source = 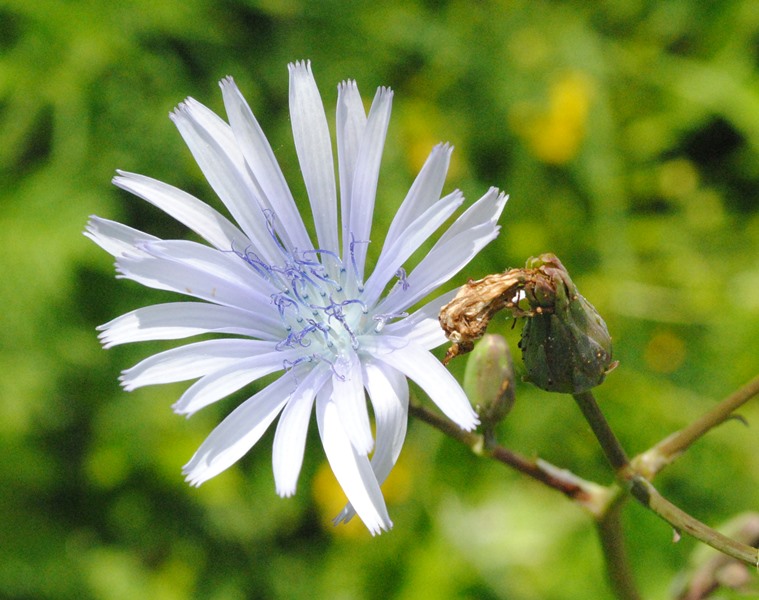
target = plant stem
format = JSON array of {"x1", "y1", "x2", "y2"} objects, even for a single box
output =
[
  {"x1": 411, "y1": 396, "x2": 639, "y2": 598},
  {"x1": 634, "y1": 374, "x2": 759, "y2": 479},
  {"x1": 571, "y1": 392, "x2": 647, "y2": 598},
  {"x1": 629, "y1": 475, "x2": 759, "y2": 567},
  {"x1": 572, "y1": 389, "x2": 759, "y2": 566},
  {"x1": 596, "y1": 499, "x2": 641, "y2": 600},
  {"x1": 408, "y1": 399, "x2": 601, "y2": 507},
  {"x1": 572, "y1": 391, "x2": 630, "y2": 473},
  {"x1": 413, "y1": 376, "x2": 759, "y2": 591}
]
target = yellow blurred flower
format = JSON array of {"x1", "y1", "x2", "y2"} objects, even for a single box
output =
[{"x1": 510, "y1": 72, "x2": 594, "y2": 165}]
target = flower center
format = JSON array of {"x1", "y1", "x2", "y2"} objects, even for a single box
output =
[{"x1": 233, "y1": 212, "x2": 369, "y2": 368}]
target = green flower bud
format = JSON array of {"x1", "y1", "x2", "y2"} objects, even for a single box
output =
[
  {"x1": 464, "y1": 334, "x2": 516, "y2": 430},
  {"x1": 519, "y1": 254, "x2": 616, "y2": 394}
]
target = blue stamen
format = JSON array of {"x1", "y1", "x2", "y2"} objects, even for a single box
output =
[
  {"x1": 263, "y1": 209, "x2": 290, "y2": 256},
  {"x1": 395, "y1": 268, "x2": 410, "y2": 291},
  {"x1": 321, "y1": 355, "x2": 346, "y2": 381},
  {"x1": 230, "y1": 211, "x2": 376, "y2": 362},
  {"x1": 275, "y1": 331, "x2": 298, "y2": 351},
  {"x1": 272, "y1": 293, "x2": 299, "y2": 319},
  {"x1": 229, "y1": 241, "x2": 272, "y2": 279},
  {"x1": 349, "y1": 233, "x2": 370, "y2": 291}
]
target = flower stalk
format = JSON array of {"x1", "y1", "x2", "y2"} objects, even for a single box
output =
[
  {"x1": 572, "y1": 389, "x2": 759, "y2": 568},
  {"x1": 572, "y1": 390, "x2": 630, "y2": 474},
  {"x1": 408, "y1": 398, "x2": 605, "y2": 507},
  {"x1": 633, "y1": 374, "x2": 759, "y2": 479},
  {"x1": 629, "y1": 475, "x2": 759, "y2": 567},
  {"x1": 596, "y1": 499, "x2": 642, "y2": 600}
]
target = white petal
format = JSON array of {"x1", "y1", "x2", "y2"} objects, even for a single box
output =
[
  {"x1": 172, "y1": 348, "x2": 302, "y2": 416},
  {"x1": 272, "y1": 365, "x2": 330, "y2": 497},
  {"x1": 120, "y1": 339, "x2": 282, "y2": 391},
  {"x1": 316, "y1": 392, "x2": 392, "y2": 535},
  {"x1": 388, "y1": 223, "x2": 495, "y2": 308},
  {"x1": 383, "y1": 142, "x2": 452, "y2": 251},
  {"x1": 288, "y1": 60, "x2": 338, "y2": 253},
  {"x1": 377, "y1": 188, "x2": 508, "y2": 316},
  {"x1": 331, "y1": 350, "x2": 373, "y2": 456},
  {"x1": 84, "y1": 216, "x2": 158, "y2": 257},
  {"x1": 336, "y1": 79, "x2": 367, "y2": 254},
  {"x1": 115, "y1": 253, "x2": 277, "y2": 316},
  {"x1": 335, "y1": 358, "x2": 408, "y2": 524},
  {"x1": 382, "y1": 290, "x2": 456, "y2": 349},
  {"x1": 112, "y1": 171, "x2": 249, "y2": 251},
  {"x1": 98, "y1": 303, "x2": 282, "y2": 348},
  {"x1": 138, "y1": 239, "x2": 279, "y2": 298},
  {"x1": 436, "y1": 187, "x2": 508, "y2": 249},
  {"x1": 183, "y1": 375, "x2": 294, "y2": 486},
  {"x1": 345, "y1": 86, "x2": 393, "y2": 280},
  {"x1": 361, "y1": 335, "x2": 478, "y2": 430},
  {"x1": 220, "y1": 77, "x2": 313, "y2": 253},
  {"x1": 365, "y1": 360, "x2": 408, "y2": 475},
  {"x1": 170, "y1": 99, "x2": 282, "y2": 264},
  {"x1": 361, "y1": 190, "x2": 463, "y2": 307}
]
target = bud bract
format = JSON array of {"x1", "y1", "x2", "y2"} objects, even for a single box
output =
[{"x1": 519, "y1": 254, "x2": 616, "y2": 394}]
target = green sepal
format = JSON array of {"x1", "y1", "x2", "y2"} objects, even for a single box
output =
[{"x1": 519, "y1": 254, "x2": 616, "y2": 394}]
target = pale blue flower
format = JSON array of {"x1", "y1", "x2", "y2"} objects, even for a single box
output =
[{"x1": 87, "y1": 61, "x2": 507, "y2": 534}]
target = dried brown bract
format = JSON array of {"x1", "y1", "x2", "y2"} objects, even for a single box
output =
[{"x1": 439, "y1": 268, "x2": 531, "y2": 364}]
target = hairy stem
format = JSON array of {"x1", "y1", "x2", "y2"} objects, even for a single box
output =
[
  {"x1": 408, "y1": 399, "x2": 602, "y2": 507},
  {"x1": 414, "y1": 374, "x2": 759, "y2": 595},
  {"x1": 634, "y1": 374, "x2": 759, "y2": 479},
  {"x1": 572, "y1": 388, "x2": 759, "y2": 566},
  {"x1": 572, "y1": 391, "x2": 630, "y2": 473},
  {"x1": 596, "y1": 499, "x2": 642, "y2": 600},
  {"x1": 630, "y1": 475, "x2": 759, "y2": 567}
]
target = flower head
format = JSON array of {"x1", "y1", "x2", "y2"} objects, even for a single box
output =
[{"x1": 86, "y1": 60, "x2": 507, "y2": 534}]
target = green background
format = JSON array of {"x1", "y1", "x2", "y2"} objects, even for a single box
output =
[{"x1": 1, "y1": 0, "x2": 758, "y2": 598}]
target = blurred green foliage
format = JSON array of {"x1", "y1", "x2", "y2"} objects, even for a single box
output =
[{"x1": 1, "y1": 0, "x2": 758, "y2": 598}]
